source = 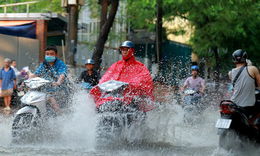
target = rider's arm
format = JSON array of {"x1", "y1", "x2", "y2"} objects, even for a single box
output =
[
  {"x1": 56, "y1": 74, "x2": 65, "y2": 85},
  {"x1": 180, "y1": 78, "x2": 189, "y2": 92},
  {"x1": 181, "y1": 84, "x2": 187, "y2": 92},
  {"x1": 248, "y1": 67, "x2": 260, "y2": 124},
  {"x1": 253, "y1": 66, "x2": 260, "y2": 87},
  {"x1": 201, "y1": 83, "x2": 206, "y2": 93},
  {"x1": 52, "y1": 74, "x2": 65, "y2": 87},
  {"x1": 228, "y1": 71, "x2": 231, "y2": 80},
  {"x1": 52, "y1": 61, "x2": 67, "y2": 86}
]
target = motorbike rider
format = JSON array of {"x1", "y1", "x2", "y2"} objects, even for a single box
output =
[
  {"x1": 229, "y1": 49, "x2": 260, "y2": 126},
  {"x1": 180, "y1": 65, "x2": 206, "y2": 94},
  {"x1": 90, "y1": 41, "x2": 155, "y2": 112},
  {"x1": 76, "y1": 59, "x2": 100, "y2": 87},
  {"x1": 31, "y1": 45, "x2": 68, "y2": 115}
]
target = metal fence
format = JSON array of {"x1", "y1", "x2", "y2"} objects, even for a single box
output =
[{"x1": 0, "y1": 1, "x2": 38, "y2": 18}]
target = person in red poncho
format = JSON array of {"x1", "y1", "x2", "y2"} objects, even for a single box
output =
[{"x1": 90, "y1": 41, "x2": 155, "y2": 112}]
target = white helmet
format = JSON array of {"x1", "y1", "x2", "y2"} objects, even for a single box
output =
[{"x1": 85, "y1": 59, "x2": 94, "y2": 65}]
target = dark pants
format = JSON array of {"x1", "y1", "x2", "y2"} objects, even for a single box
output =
[
  {"x1": 243, "y1": 102, "x2": 260, "y2": 118},
  {"x1": 11, "y1": 89, "x2": 17, "y2": 105}
]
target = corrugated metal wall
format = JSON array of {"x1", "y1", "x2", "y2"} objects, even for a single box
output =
[
  {"x1": 0, "y1": 34, "x2": 39, "y2": 71},
  {"x1": 0, "y1": 34, "x2": 18, "y2": 67}
]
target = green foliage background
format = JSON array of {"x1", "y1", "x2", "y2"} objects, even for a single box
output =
[
  {"x1": 84, "y1": 0, "x2": 126, "y2": 48},
  {"x1": 127, "y1": 0, "x2": 260, "y2": 74}
]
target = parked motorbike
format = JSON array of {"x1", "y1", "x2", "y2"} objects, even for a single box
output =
[
  {"x1": 182, "y1": 89, "x2": 203, "y2": 123},
  {"x1": 94, "y1": 80, "x2": 146, "y2": 145},
  {"x1": 215, "y1": 89, "x2": 260, "y2": 150},
  {"x1": 11, "y1": 77, "x2": 69, "y2": 143}
]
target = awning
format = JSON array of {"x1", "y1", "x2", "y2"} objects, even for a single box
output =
[
  {"x1": 0, "y1": 21, "x2": 36, "y2": 39},
  {"x1": 0, "y1": 20, "x2": 36, "y2": 27}
]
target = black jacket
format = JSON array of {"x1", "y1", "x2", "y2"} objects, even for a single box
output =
[{"x1": 77, "y1": 70, "x2": 100, "y2": 86}]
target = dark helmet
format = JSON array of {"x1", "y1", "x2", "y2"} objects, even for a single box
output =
[
  {"x1": 85, "y1": 59, "x2": 94, "y2": 65},
  {"x1": 232, "y1": 49, "x2": 247, "y2": 63},
  {"x1": 120, "y1": 41, "x2": 134, "y2": 48},
  {"x1": 191, "y1": 65, "x2": 199, "y2": 72}
]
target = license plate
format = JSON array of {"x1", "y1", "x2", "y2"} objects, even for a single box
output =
[{"x1": 215, "y1": 119, "x2": 232, "y2": 129}]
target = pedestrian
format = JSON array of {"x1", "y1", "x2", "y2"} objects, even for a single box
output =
[
  {"x1": 0, "y1": 58, "x2": 16, "y2": 111},
  {"x1": 11, "y1": 60, "x2": 24, "y2": 80}
]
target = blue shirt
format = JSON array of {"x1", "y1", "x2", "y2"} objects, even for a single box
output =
[
  {"x1": 35, "y1": 58, "x2": 68, "y2": 92},
  {"x1": 0, "y1": 67, "x2": 16, "y2": 90},
  {"x1": 35, "y1": 57, "x2": 67, "y2": 81}
]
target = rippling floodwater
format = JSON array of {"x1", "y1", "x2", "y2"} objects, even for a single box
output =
[{"x1": 0, "y1": 91, "x2": 255, "y2": 156}]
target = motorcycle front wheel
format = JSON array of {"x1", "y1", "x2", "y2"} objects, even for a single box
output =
[{"x1": 12, "y1": 113, "x2": 41, "y2": 144}]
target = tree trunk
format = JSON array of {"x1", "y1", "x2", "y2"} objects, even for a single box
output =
[
  {"x1": 92, "y1": 0, "x2": 119, "y2": 71},
  {"x1": 214, "y1": 46, "x2": 220, "y2": 91},
  {"x1": 66, "y1": 5, "x2": 78, "y2": 67}
]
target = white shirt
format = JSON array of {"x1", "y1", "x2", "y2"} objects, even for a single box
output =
[{"x1": 11, "y1": 65, "x2": 21, "y2": 77}]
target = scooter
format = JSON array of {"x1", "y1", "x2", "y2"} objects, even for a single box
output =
[
  {"x1": 94, "y1": 80, "x2": 146, "y2": 145},
  {"x1": 215, "y1": 89, "x2": 260, "y2": 150},
  {"x1": 182, "y1": 89, "x2": 203, "y2": 123},
  {"x1": 11, "y1": 77, "x2": 68, "y2": 143}
]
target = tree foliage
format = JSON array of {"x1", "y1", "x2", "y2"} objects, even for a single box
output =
[
  {"x1": 127, "y1": 0, "x2": 260, "y2": 72},
  {"x1": 0, "y1": 0, "x2": 64, "y2": 13},
  {"x1": 85, "y1": 0, "x2": 121, "y2": 70},
  {"x1": 84, "y1": 0, "x2": 126, "y2": 47}
]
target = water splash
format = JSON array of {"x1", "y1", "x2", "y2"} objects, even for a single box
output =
[{"x1": 0, "y1": 88, "x2": 254, "y2": 155}]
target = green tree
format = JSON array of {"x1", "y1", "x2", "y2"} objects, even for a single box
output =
[
  {"x1": 0, "y1": 0, "x2": 63, "y2": 13},
  {"x1": 128, "y1": 0, "x2": 260, "y2": 90},
  {"x1": 170, "y1": 0, "x2": 260, "y2": 90},
  {"x1": 86, "y1": 0, "x2": 124, "y2": 70}
]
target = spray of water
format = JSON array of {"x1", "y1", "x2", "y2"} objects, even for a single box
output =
[{"x1": 0, "y1": 85, "x2": 258, "y2": 155}]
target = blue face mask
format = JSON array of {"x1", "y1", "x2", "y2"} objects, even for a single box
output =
[{"x1": 45, "y1": 56, "x2": 56, "y2": 63}]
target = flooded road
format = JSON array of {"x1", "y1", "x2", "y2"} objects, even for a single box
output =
[{"x1": 0, "y1": 91, "x2": 253, "y2": 156}]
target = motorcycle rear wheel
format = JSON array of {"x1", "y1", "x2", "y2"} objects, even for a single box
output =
[{"x1": 219, "y1": 130, "x2": 242, "y2": 151}]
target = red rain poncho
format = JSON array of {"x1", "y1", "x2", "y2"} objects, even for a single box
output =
[{"x1": 90, "y1": 56, "x2": 155, "y2": 112}]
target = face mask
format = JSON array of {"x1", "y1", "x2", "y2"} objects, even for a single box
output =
[{"x1": 45, "y1": 56, "x2": 56, "y2": 63}]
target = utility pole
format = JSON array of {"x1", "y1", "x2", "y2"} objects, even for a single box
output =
[
  {"x1": 66, "y1": 4, "x2": 78, "y2": 67},
  {"x1": 62, "y1": 0, "x2": 84, "y2": 77}
]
